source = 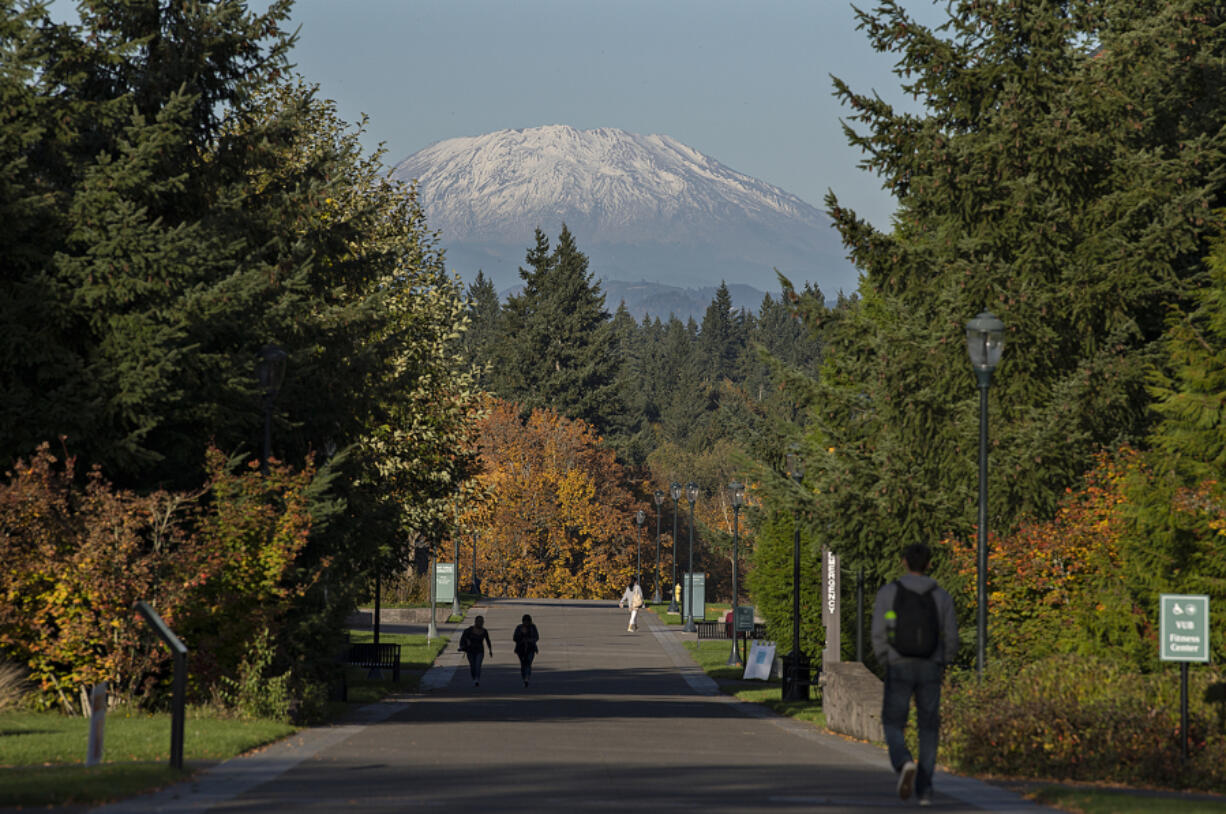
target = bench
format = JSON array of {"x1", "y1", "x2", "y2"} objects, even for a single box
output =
[
  {"x1": 695, "y1": 620, "x2": 767, "y2": 640},
  {"x1": 346, "y1": 642, "x2": 401, "y2": 681}
]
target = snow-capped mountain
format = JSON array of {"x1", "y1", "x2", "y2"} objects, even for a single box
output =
[{"x1": 392, "y1": 125, "x2": 857, "y2": 298}]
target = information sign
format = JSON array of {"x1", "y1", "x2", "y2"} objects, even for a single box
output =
[
  {"x1": 1159, "y1": 594, "x2": 1210, "y2": 662},
  {"x1": 743, "y1": 642, "x2": 776, "y2": 681},
  {"x1": 734, "y1": 605, "x2": 755, "y2": 633},
  {"x1": 436, "y1": 562, "x2": 456, "y2": 605},
  {"x1": 684, "y1": 572, "x2": 706, "y2": 621}
]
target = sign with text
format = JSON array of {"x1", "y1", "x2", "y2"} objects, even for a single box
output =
[
  {"x1": 435, "y1": 562, "x2": 456, "y2": 605},
  {"x1": 823, "y1": 549, "x2": 841, "y2": 666},
  {"x1": 1159, "y1": 594, "x2": 1210, "y2": 662},
  {"x1": 743, "y1": 641, "x2": 775, "y2": 681},
  {"x1": 684, "y1": 572, "x2": 706, "y2": 621},
  {"x1": 734, "y1": 605, "x2": 755, "y2": 633}
]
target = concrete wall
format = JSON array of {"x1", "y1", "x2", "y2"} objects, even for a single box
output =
[{"x1": 820, "y1": 661, "x2": 883, "y2": 744}]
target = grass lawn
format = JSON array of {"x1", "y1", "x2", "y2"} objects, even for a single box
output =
[
  {"x1": 340, "y1": 628, "x2": 449, "y2": 704},
  {"x1": 0, "y1": 708, "x2": 294, "y2": 808},
  {"x1": 683, "y1": 639, "x2": 827, "y2": 729},
  {"x1": 645, "y1": 603, "x2": 730, "y2": 626}
]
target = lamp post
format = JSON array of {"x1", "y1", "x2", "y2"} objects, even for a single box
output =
[
  {"x1": 452, "y1": 531, "x2": 461, "y2": 617},
  {"x1": 634, "y1": 510, "x2": 646, "y2": 590},
  {"x1": 727, "y1": 481, "x2": 745, "y2": 667},
  {"x1": 684, "y1": 482, "x2": 699, "y2": 633},
  {"x1": 668, "y1": 482, "x2": 682, "y2": 613},
  {"x1": 966, "y1": 310, "x2": 1005, "y2": 677},
  {"x1": 782, "y1": 451, "x2": 809, "y2": 701},
  {"x1": 254, "y1": 344, "x2": 287, "y2": 474},
  {"x1": 471, "y1": 531, "x2": 479, "y2": 595},
  {"x1": 653, "y1": 490, "x2": 665, "y2": 603}
]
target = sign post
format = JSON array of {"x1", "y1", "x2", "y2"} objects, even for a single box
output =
[
  {"x1": 822, "y1": 549, "x2": 840, "y2": 668},
  {"x1": 735, "y1": 605, "x2": 755, "y2": 664},
  {"x1": 1160, "y1": 594, "x2": 1211, "y2": 760}
]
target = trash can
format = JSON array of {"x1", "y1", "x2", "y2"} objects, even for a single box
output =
[
  {"x1": 781, "y1": 651, "x2": 811, "y2": 701},
  {"x1": 724, "y1": 610, "x2": 734, "y2": 639}
]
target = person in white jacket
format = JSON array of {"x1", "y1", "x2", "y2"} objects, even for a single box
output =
[{"x1": 618, "y1": 578, "x2": 645, "y2": 632}]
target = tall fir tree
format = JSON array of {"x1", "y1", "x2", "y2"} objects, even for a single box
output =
[
  {"x1": 789, "y1": 0, "x2": 1226, "y2": 590},
  {"x1": 491, "y1": 226, "x2": 625, "y2": 439}
]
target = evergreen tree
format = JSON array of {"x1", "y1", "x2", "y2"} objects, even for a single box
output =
[
  {"x1": 491, "y1": 226, "x2": 625, "y2": 438},
  {"x1": 793, "y1": 0, "x2": 1226, "y2": 590},
  {"x1": 461, "y1": 271, "x2": 501, "y2": 388}
]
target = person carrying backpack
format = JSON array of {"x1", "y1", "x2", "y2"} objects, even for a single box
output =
[{"x1": 870, "y1": 543, "x2": 958, "y2": 807}]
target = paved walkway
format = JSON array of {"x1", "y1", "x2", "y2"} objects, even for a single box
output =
[{"x1": 92, "y1": 600, "x2": 1046, "y2": 813}]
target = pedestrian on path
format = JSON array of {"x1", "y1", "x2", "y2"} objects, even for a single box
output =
[
  {"x1": 459, "y1": 615, "x2": 493, "y2": 687},
  {"x1": 513, "y1": 614, "x2": 540, "y2": 686},
  {"x1": 870, "y1": 542, "x2": 958, "y2": 806},
  {"x1": 618, "y1": 578, "x2": 644, "y2": 631}
]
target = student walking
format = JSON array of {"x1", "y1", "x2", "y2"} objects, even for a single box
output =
[
  {"x1": 870, "y1": 543, "x2": 958, "y2": 806},
  {"x1": 459, "y1": 615, "x2": 493, "y2": 687},
  {"x1": 513, "y1": 614, "x2": 540, "y2": 687},
  {"x1": 618, "y1": 578, "x2": 644, "y2": 631}
]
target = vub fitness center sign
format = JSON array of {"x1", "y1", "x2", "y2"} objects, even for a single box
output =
[{"x1": 1159, "y1": 594, "x2": 1210, "y2": 663}]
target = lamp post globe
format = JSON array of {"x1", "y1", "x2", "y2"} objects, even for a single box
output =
[
  {"x1": 683, "y1": 482, "x2": 699, "y2": 633},
  {"x1": 727, "y1": 481, "x2": 745, "y2": 666},
  {"x1": 653, "y1": 490, "x2": 665, "y2": 603},
  {"x1": 668, "y1": 482, "x2": 682, "y2": 613},
  {"x1": 966, "y1": 311, "x2": 1004, "y2": 677},
  {"x1": 634, "y1": 509, "x2": 646, "y2": 590}
]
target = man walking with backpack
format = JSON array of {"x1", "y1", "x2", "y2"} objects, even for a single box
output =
[{"x1": 871, "y1": 543, "x2": 958, "y2": 806}]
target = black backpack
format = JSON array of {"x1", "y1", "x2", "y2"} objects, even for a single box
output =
[{"x1": 890, "y1": 580, "x2": 940, "y2": 658}]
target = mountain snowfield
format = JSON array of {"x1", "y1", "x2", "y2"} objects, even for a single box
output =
[{"x1": 392, "y1": 125, "x2": 858, "y2": 305}]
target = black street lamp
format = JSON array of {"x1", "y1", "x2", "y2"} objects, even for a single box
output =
[
  {"x1": 668, "y1": 481, "x2": 682, "y2": 613},
  {"x1": 727, "y1": 481, "x2": 745, "y2": 667},
  {"x1": 634, "y1": 509, "x2": 646, "y2": 589},
  {"x1": 452, "y1": 531, "x2": 462, "y2": 617},
  {"x1": 255, "y1": 344, "x2": 287, "y2": 473},
  {"x1": 966, "y1": 310, "x2": 1005, "y2": 677},
  {"x1": 782, "y1": 451, "x2": 809, "y2": 701},
  {"x1": 653, "y1": 490, "x2": 665, "y2": 603},
  {"x1": 684, "y1": 482, "x2": 699, "y2": 633},
  {"x1": 471, "y1": 531, "x2": 479, "y2": 595}
]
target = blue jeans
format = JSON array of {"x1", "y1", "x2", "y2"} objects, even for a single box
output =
[
  {"x1": 518, "y1": 651, "x2": 535, "y2": 681},
  {"x1": 466, "y1": 650, "x2": 485, "y2": 681},
  {"x1": 882, "y1": 659, "x2": 943, "y2": 797}
]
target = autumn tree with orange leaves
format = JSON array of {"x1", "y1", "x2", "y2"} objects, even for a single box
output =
[{"x1": 457, "y1": 398, "x2": 639, "y2": 599}]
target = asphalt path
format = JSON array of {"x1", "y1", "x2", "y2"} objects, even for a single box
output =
[{"x1": 93, "y1": 599, "x2": 1045, "y2": 813}]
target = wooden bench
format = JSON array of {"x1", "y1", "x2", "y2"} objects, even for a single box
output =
[{"x1": 346, "y1": 642, "x2": 401, "y2": 681}]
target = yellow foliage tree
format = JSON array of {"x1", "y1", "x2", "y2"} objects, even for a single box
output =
[{"x1": 457, "y1": 398, "x2": 637, "y2": 598}]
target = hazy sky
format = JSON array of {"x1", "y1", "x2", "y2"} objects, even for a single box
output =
[{"x1": 285, "y1": 0, "x2": 949, "y2": 231}]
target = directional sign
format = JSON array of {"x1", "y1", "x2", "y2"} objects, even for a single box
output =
[
  {"x1": 684, "y1": 572, "x2": 706, "y2": 622},
  {"x1": 436, "y1": 562, "x2": 456, "y2": 605},
  {"x1": 1159, "y1": 594, "x2": 1210, "y2": 662}
]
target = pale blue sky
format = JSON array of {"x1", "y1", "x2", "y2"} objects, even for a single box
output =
[{"x1": 286, "y1": 0, "x2": 948, "y2": 231}]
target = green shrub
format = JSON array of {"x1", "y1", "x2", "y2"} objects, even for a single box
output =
[
  {"x1": 0, "y1": 661, "x2": 28, "y2": 710},
  {"x1": 217, "y1": 630, "x2": 290, "y2": 722},
  {"x1": 942, "y1": 655, "x2": 1226, "y2": 791}
]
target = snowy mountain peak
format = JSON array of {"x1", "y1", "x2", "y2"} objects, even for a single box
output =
[{"x1": 391, "y1": 125, "x2": 855, "y2": 296}]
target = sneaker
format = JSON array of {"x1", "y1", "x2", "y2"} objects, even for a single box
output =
[
  {"x1": 523, "y1": 680, "x2": 529, "y2": 687},
  {"x1": 897, "y1": 761, "x2": 916, "y2": 801},
  {"x1": 474, "y1": 680, "x2": 479, "y2": 687},
  {"x1": 918, "y1": 792, "x2": 933, "y2": 807}
]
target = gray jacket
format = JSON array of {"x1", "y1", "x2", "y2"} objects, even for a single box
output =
[{"x1": 870, "y1": 572, "x2": 958, "y2": 666}]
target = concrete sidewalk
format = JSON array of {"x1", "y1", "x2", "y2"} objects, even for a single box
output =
[{"x1": 92, "y1": 600, "x2": 1046, "y2": 813}]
